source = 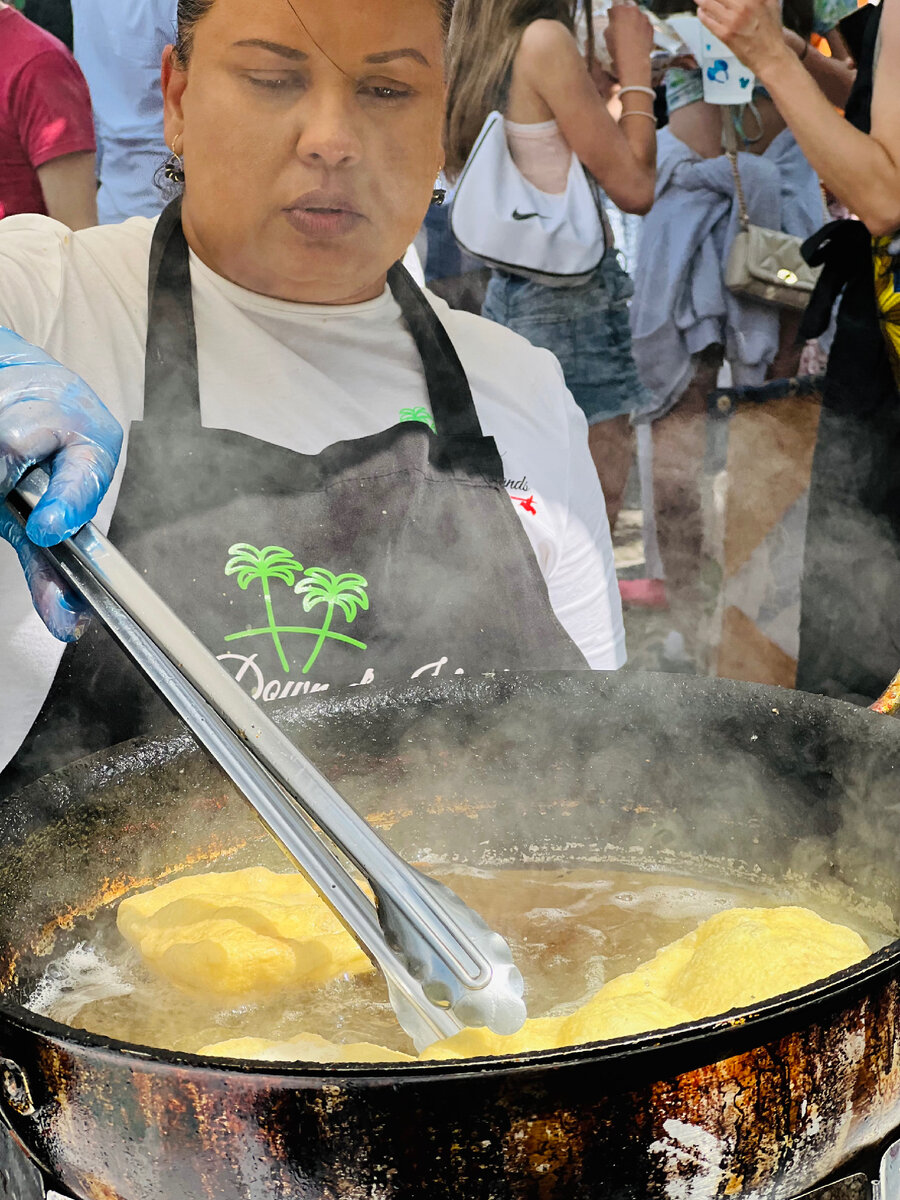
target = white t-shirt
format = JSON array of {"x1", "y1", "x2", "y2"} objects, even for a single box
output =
[
  {"x1": 71, "y1": 0, "x2": 176, "y2": 224},
  {"x1": 0, "y1": 214, "x2": 625, "y2": 775}
]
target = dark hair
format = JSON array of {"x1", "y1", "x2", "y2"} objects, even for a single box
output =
[
  {"x1": 173, "y1": 0, "x2": 216, "y2": 67},
  {"x1": 174, "y1": 0, "x2": 454, "y2": 66},
  {"x1": 782, "y1": 0, "x2": 814, "y2": 42}
]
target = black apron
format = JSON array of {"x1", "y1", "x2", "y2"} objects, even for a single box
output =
[
  {"x1": 794, "y1": 2, "x2": 900, "y2": 703},
  {"x1": 1, "y1": 200, "x2": 587, "y2": 800}
]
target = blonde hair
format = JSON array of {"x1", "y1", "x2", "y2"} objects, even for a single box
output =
[{"x1": 444, "y1": 0, "x2": 594, "y2": 180}]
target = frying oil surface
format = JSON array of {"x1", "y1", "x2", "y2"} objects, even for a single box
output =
[{"x1": 27, "y1": 866, "x2": 894, "y2": 1057}]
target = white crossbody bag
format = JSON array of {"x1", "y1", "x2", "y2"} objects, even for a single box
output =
[{"x1": 450, "y1": 111, "x2": 607, "y2": 287}]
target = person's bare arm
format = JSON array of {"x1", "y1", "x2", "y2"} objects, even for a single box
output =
[
  {"x1": 697, "y1": 0, "x2": 900, "y2": 234},
  {"x1": 824, "y1": 27, "x2": 853, "y2": 61},
  {"x1": 518, "y1": 17, "x2": 656, "y2": 215},
  {"x1": 783, "y1": 28, "x2": 856, "y2": 108},
  {"x1": 36, "y1": 151, "x2": 98, "y2": 231}
]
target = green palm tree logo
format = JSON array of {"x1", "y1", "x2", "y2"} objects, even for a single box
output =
[
  {"x1": 224, "y1": 544, "x2": 303, "y2": 673},
  {"x1": 294, "y1": 569, "x2": 369, "y2": 674},
  {"x1": 223, "y1": 546, "x2": 369, "y2": 676},
  {"x1": 399, "y1": 406, "x2": 436, "y2": 434}
]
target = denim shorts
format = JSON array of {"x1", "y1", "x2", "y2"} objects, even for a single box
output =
[{"x1": 482, "y1": 254, "x2": 653, "y2": 425}]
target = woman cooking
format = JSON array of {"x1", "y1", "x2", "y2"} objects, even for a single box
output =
[{"x1": 0, "y1": 0, "x2": 625, "y2": 800}]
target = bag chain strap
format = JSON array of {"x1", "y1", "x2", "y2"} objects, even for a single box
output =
[
  {"x1": 722, "y1": 108, "x2": 751, "y2": 232},
  {"x1": 722, "y1": 106, "x2": 829, "y2": 229}
]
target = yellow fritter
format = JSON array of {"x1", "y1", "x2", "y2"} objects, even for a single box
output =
[
  {"x1": 117, "y1": 866, "x2": 373, "y2": 1001},
  {"x1": 596, "y1": 905, "x2": 870, "y2": 1019},
  {"x1": 422, "y1": 906, "x2": 869, "y2": 1062},
  {"x1": 421, "y1": 995, "x2": 692, "y2": 1061},
  {"x1": 420, "y1": 1016, "x2": 564, "y2": 1061},
  {"x1": 198, "y1": 1032, "x2": 414, "y2": 1064},
  {"x1": 559, "y1": 992, "x2": 693, "y2": 1047}
]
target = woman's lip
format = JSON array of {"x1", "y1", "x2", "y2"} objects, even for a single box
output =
[{"x1": 283, "y1": 206, "x2": 365, "y2": 238}]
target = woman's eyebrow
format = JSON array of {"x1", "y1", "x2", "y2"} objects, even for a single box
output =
[
  {"x1": 232, "y1": 39, "x2": 309, "y2": 60},
  {"x1": 364, "y1": 48, "x2": 431, "y2": 67}
]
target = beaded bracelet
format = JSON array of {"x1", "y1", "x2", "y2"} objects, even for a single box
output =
[
  {"x1": 620, "y1": 109, "x2": 658, "y2": 124},
  {"x1": 618, "y1": 85, "x2": 658, "y2": 99}
]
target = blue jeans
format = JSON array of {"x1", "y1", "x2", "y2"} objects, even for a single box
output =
[{"x1": 482, "y1": 254, "x2": 653, "y2": 425}]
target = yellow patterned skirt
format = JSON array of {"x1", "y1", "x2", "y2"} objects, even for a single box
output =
[{"x1": 873, "y1": 234, "x2": 900, "y2": 387}]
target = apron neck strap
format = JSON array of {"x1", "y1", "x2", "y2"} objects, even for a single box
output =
[
  {"x1": 144, "y1": 197, "x2": 201, "y2": 427},
  {"x1": 145, "y1": 200, "x2": 487, "y2": 446},
  {"x1": 386, "y1": 262, "x2": 484, "y2": 441}
]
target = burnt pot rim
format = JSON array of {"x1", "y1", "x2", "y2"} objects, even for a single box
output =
[{"x1": 2, "y1": 940, "x2": 896, "y2": 1086}]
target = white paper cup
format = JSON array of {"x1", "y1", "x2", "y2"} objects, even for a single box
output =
[{"x1": 700, "y1": 30, "x2": 755, "y2": 104}]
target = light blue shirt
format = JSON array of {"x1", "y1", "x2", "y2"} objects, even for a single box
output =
[{"x1": 72, "y1": 0, "x2": 176, "y2": 224}]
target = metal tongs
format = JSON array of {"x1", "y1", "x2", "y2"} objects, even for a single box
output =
[
  {"x1": 6, "y1": 469, "x2": 527, "y2": 1052},
  {"x1": 793, "y1": 1136, "x2": 900, "y2": 1200}
]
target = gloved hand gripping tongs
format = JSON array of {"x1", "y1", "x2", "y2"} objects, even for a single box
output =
[{"x1": 6, "y1": 469, "x2": 527, "y2": 1052}]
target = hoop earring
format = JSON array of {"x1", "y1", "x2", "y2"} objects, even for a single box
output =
[
  {"x1": 164, "y1": 134, "x2": 185, "y2": 184},
  {"x1": 431, "y1": 188, "x2": 447, "y2": 207}
]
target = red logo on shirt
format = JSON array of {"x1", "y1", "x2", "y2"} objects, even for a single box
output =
[{"x1": 509, "y1": 492, "x2": 537, "y2": 516}]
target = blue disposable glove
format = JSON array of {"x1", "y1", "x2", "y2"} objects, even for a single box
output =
[{"x1": 0, "y1": 327, "x2": 123, "y2": 641}]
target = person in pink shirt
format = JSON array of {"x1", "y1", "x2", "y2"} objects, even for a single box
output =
[{"x1": 0, "y1": 1, "x2": 97, "y2": 227}]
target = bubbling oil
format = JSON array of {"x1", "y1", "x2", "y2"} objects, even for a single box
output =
[{"x1": 26, "y1": 866, "x2": 896, "y2": 1058}]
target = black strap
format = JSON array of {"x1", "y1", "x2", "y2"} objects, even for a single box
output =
[
  {"x1": 844, "y1": 1, "x2": 881, "y2": 135},
  {"x1": 386, "y1": 262, "x2": 483, "y2": 441},
  {"x1": 800, "y1": 219, "x2": 894, "y2": 417},
  {"x1": 143, "y1": 197, "x2": 201, "y2": 432},
  {"x1": 799, "y1": 219, "x2": 873, "y2": 341}
]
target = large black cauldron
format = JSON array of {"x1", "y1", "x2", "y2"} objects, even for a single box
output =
[{"x1": 1, "y1": 670, "x2": 900, "y2": 1200}]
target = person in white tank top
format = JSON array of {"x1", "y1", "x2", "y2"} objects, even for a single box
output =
[
  {"x1": 503, "y1": 118, "x2": 572, "y2": 194},
  {"x1": 445, "y1": 0, "x2": 657, "y2": 532}
]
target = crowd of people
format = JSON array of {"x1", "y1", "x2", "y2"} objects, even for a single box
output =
[
  {"x1": 2, "y1": 0, "x2": 174, "y2": 224},
  {"x1": 432, "y1": 0, "x2": 899, "y2": 701},
  {"x1": 0, "y1": 0, "x2": 898, "y2": 799}
]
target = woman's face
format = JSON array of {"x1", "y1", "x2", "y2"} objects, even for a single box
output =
[{"x1": 162, "y1": 0, "x2": 445, "y2": 304}]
